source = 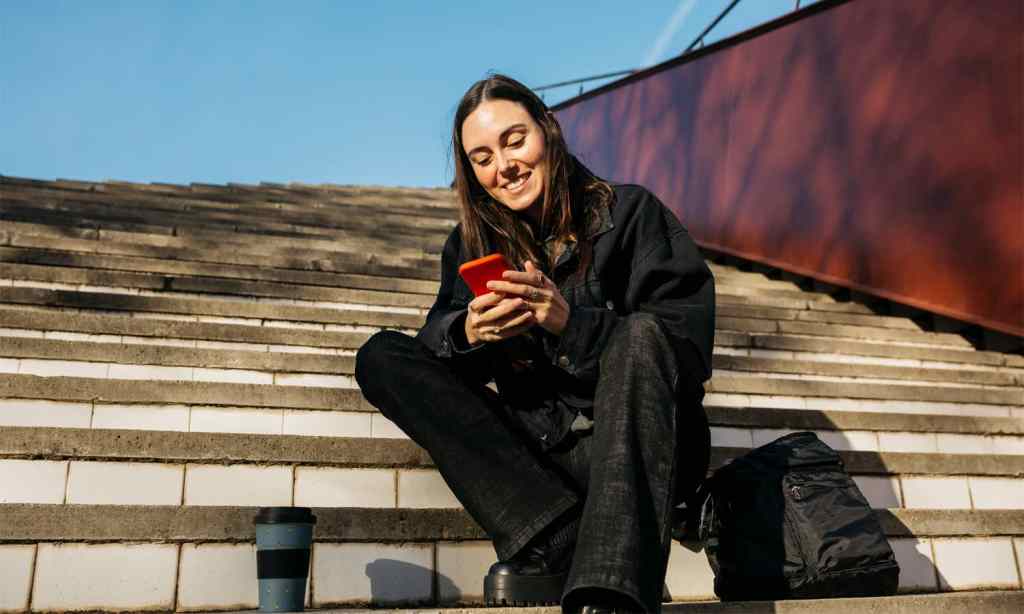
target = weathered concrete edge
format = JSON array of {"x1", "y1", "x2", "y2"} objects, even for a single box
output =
[
  {"x1": 2, "y1": 506, "x2": 1022, "y2": 543},
  {"x1": 3, "y1": 428, "x2": 1024, "y2": 477}
]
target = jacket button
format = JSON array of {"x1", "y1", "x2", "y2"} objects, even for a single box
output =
[
  {"x1": 558, "y1": 355, "x2": 570, "y2": 368},
  {"x1": 606, "y1": 300, "x2": 615, "y2": 310}
]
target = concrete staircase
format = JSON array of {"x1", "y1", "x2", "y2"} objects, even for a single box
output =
[{"x1": 0, "y1": 175, "x2": 1022, "y2": 613}]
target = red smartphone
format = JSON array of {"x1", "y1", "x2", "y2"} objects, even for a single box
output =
[{"x1": 458, "y1": 253, "x2": 513, "y2": 297}]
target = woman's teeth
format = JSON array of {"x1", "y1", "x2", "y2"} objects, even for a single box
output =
[{"x1": 506, "y1": 173, "x2": 529, "y2": 192}]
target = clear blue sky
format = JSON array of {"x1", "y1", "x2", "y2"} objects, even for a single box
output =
[{"x1": 1, "y1": 0, "x2": 821, "y2": 188}]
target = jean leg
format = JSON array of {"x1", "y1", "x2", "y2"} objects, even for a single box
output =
[
  {"x1": 560, "y1": 313, "x2": 710, "y2": 614},
  {"x1": 355, "y1": 330, "x2": 580, "y2": 560}
]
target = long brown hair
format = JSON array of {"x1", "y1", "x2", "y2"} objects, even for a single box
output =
[{"x1": 450, "y1": 73, "x2": 614, "y2": 280}]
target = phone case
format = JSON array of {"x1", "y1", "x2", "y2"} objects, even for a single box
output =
[{"x1": 458, "y1": 253, "x2": 513, "y2": 297}]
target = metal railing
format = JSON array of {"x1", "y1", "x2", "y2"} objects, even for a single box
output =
[{"x1": 533, "y1": 0, "x2": 807, "y2": 101}]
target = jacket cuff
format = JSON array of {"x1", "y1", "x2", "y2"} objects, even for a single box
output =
[{"x1": 447, "y1": 310, "x2": 487, "y2": 354}]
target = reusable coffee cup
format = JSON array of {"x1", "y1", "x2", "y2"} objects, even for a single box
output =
[{"x1": 254, "y1": 507, "x2": 317, "y2": 612}]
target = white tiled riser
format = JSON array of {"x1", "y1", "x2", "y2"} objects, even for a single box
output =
[
  {"x1": 2, "y1": 399, "x2": 1023, "y2": 455},
  {"x1": 7, "y1": 321, "x2": 1021, "y2": 377},
  {"x1": 0, "y1": 357, "x2": 357, "y2": 388},
  {"x1": 0, "y1": 400, "x2": 405, "y2": 437},
  {"x1": 705, "y1": 393, "x2": 1024, "y2": 419},
  {"x1": 711, "y1": 426, "x2": 1024, "y2": 455},
  {"x1": 716, "y1": 345, "x2": 1024, "y2": 374},
  {"x1": 714, "y1": 369, "x2": 1014, "y2": 391},
  {"x1": 0, "y1": 461, "x2": 459, "y2": 508},
  {"x1": 1, "y1": 538, "x2": 1022, "y2": 611},
  {"x1": 3, "y1": 354, "x2": 1018, "y2": 393},
  {"x1": 3, "y1": 460, "x2": 1024, "y2": 510},
  {"x1": 0, "y1": 310, "x2": 412, "y2": 335},
  {"x1": 0, "y1": 327, "x2": 361, "y2": 355}
]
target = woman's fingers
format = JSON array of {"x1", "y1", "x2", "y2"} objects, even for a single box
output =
[
  {"x1": 486, "y1": 280, "x2": 550, "y2": 299},
  {"x1": 495, "y1": 315, "x2": 534, "y2": 338},
  {"x1": 501, "y1": 269, "x2": 545, "y2": 287},
  {"x1": 468, "y1": 291, "x2": 503, "y2": 313},
  {"x1": 476, "y1": 296, "x2": 528, "y2": 324},
  {"x1": 483, "y1": 309, "x2": 534, "y2": 339}
]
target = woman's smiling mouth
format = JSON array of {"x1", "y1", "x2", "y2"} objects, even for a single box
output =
[{"x1": 505, "y1": 172, "x2": 531, "y2": 193}]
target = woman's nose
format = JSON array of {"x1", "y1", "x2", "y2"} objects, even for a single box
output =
[{"x1": 498, "y1": 155, "x2": 517, "y2": 176}]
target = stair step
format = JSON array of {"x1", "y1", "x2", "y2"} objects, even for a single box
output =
[
  {"x1": 0, "y1": 287, "x2": 424, "y2": 327},
  {"x1": 718, "y1": 302, "x2": 924, "y2": 330},
  {"x1": 1, "y1": 363, "x2": 1017, "y2": 410},
  {"x1": 0, "y1": 279, "x2": 985, "y2": 357},
  {"x1": 717, "y1": 332, "x2": 1017, "y2": 369},
  {"x1": 714, "y1": 355, "x2": 1018, "y2": 387},
  {"x1": 2, "y1": 182, "x2": 459, "y2": 224},
  {"x1": 4, "y1": 503, "x2": 1021, "y2": 543},
  {"x1": 0, "y1": 284, "x2": 941, "y2": 342},
  {"x1": 706, "y1": 375, "x2": 1021, "y2": 405},
  {"x1": 217, "y1": 592, "x2": 1024, "y2": 614},
  {"x1": 0, "y1": 207, "x2": 449, "y2": 252},
  {"x1": 2, "y1": 386, "x2": 1022, "y2": 454},
  {"x1": 0, "y1": 308, "x2": 374, "y2": 349},
  {"x1": 3, "y1": 227, "x2": 442, "y2": 280},
  {"x1": 0, "y1": 218, "x2": 441, "y2": 261},
  {"x1": 0, "y1": 246, "x2": 441, "y2": 294},
  {"x1": 0, "y1": 374, "x2": 367, "y2": 410},
  {"x1": 0, "y1": 193, "x2": 455, "y2": 241},
  {"x1": 0, "y1": 337, "x2": 1014, "y2": 389},
  {"x1": 5, "y1": 507, "x2": 1021, "y2": 610},
  {"x1": 3, "y1": 417, "x2": 1023, "y2": 525},
  {"x1": 0, "y1": 336, "x2": 354, "y2": 374},
  {"x1": 0, "y1": 262, "x2": 438, "y2": 306}
]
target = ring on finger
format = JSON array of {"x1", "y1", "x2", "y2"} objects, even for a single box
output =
[{"x1": 529, "y1": 288, "x2": 541, "y2": 301}]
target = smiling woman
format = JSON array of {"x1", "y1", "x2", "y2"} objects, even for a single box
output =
[{"x1": 355, "y1": 73, "x2": 716, "y2": 614}]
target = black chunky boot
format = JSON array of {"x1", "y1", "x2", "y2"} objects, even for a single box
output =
[{"x1": 483, "y1": 512, "x2": 579, "y2": 606}]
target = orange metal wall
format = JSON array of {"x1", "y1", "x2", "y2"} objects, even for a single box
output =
[{"x1": 554, "y1": 0, "x2": 1023, "y2": 336}]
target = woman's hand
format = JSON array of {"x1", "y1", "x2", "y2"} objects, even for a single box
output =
[
  {"x1": 486, "y1": 260, "x2": 570, "y2": 336},
  {"x1": 464, "y1": 292, "x2": 535, "y2": 346}
]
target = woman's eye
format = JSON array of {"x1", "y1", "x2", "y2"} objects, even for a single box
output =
[{"x1": 508, "y1": 139, "x2": 524, "y2": 147}]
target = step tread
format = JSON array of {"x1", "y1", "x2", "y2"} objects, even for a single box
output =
[
  {"x1": 3, "y1": 426, "x2": 1023, "y2": 477},
  {"x1": 0, "y1": 246, "x2": 440, "y2": 294},
  {"x1": 0, "y1": 287, "x2": 423, "y2": 327},
  {"x1": 2, "y1": 503, "x2": 1022, "y2": 542},
  {"x1": 0, "y1": 374, "x2": 366, "y2": 410},
  {"x1": 0, "y1": 308, "x2": 374, "y2": 348},
  {"x1": 3, "y1": 337, "x2": 1017, "y2": 387},
  {"x1": 1, "y1": 364, "x2": 1018, "y2": 406}
]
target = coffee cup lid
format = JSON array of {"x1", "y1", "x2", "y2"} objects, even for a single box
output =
[{"x1": 254, "y1": 506, "x2": 317, "y2": 524}]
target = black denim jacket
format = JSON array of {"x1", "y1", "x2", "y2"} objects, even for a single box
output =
[{"x1": 415, "y1": 180, "x2": 716, "y2": 450}]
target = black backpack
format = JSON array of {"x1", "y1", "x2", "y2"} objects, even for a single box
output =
[{"x1": 680, "y1": 431, "x2": 899, "y2": 601}]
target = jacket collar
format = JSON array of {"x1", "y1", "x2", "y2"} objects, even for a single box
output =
[{"x1": 541, "y1": 183, "x2": 615, "y2": 276}]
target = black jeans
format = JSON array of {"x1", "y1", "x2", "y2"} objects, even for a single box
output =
[{"x1": 355, "y1": 313, "x2": 710, "y2": 613}]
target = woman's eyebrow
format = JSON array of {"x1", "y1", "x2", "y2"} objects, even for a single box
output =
[{"x1": 467, "y1": 123, "x2": 527, "y2": 155}]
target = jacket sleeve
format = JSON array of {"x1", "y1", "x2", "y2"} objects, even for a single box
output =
[
  {"x1": 548, "y1": 188, "x2": 716, "y2": 386},
  {"x1": 414, "y1": 226, "x2": 494, "y2": 383}
]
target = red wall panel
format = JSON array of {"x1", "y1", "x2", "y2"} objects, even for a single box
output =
[{"x1": 555, "y1": 0, "x2": 1023, "y2": 336}]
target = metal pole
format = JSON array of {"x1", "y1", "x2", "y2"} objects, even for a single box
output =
[{"x1": 683, "y1": 0, "x2": 743, "y2": 55}]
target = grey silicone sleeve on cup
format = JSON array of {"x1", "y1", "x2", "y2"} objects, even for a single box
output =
[{"x1": 256, "y1": 523, "x2": 314, "y2": 612}]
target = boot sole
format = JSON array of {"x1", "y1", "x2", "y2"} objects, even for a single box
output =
[{"x1": 484, "y1": 571, "x2": 568, "y2": 606}]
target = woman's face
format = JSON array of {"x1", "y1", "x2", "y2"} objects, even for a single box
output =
[{"x1": 461, "y1": 99, "x2": 547, "y2": 220}]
